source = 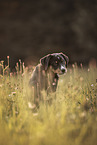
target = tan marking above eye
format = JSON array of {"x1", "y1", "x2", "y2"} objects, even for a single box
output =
[{"x1": 55, "y1": 61, "x2": 58, "y2": 63}]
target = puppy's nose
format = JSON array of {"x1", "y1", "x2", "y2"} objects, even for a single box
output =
[{"x1": 61, "y1": 68, "x2": 66, "y2": 73}]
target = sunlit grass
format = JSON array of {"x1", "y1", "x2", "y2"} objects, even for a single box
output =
[{"x1": 0, "y1": 58, "x2": 97, "y2": 145}]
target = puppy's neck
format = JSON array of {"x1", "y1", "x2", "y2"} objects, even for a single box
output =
[
  {"x1": 40, "y1": 64, "x2": 58, "y2": 79},
  {"x1": 47, "y1": 66, "x2": 58, "y2": 78}
]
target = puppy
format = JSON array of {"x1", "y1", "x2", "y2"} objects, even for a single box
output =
[{"x1": 29, "y1": 52, "x2": 69, "y2": 106}]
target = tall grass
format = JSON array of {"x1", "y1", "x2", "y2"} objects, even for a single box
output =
[{"x1": 0, "y1": 57, "x2": 97, "y2": 145}]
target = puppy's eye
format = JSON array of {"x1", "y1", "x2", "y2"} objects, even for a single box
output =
[{"x1": 54, "y1": 61, "x2": 58, "y2": 66}]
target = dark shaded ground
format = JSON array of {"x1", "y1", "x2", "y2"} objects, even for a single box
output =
[{"x1": 0, "y1": 0, "x2": 97, "y2": 68}]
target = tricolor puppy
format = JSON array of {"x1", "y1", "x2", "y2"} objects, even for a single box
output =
[{"x1": 29, "y1": 52, "x2": 69, "y2": 106}]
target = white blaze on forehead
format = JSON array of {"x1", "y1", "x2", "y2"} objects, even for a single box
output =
[{"x1": 57, "y1": 56, "x2": 63, "y2": 61}]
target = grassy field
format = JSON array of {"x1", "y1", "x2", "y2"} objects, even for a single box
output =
[{"x1": 0, "y1": 59, "x2": 97, "y2": 145}]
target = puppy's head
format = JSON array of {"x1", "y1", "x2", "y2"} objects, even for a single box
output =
[{"x1": 40, "y1": 52, "x2": 69, "y2": 75}]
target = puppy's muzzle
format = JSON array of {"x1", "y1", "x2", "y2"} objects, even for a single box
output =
[{"x1": 61, "y1": 66, "x2": 67, "y2": 74}]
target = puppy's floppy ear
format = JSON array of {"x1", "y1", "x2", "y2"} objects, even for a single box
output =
[
  {"x1": 40, "y1": 54, "x2": 51, "y2": 70},
  {"x1": 60, "y1": 52, "x2": 69, "y2": 67}
]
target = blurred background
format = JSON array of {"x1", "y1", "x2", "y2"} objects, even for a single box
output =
[{"x1": 0, "y1": 0, "x2": 97, "y2": 69}]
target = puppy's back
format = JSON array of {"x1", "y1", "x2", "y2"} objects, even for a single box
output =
[{"x1": 29, "y1": 64, "x2": 43, "y2": 87}]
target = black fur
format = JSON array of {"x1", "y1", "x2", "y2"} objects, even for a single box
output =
[{"x1": 29, "y1": 52, "x2": 69, "y2": 106}]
